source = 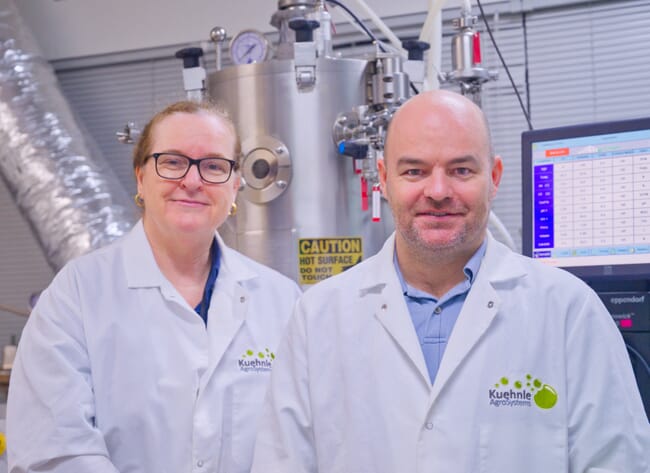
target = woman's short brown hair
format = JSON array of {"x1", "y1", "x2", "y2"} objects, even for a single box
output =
[{"x1": 132, "y1": 100, "x2": 242, "y2": 172}]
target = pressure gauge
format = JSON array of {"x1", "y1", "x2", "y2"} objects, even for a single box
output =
[{"x1": 229, "y1": 30, "x2": 270, "y2": 65}]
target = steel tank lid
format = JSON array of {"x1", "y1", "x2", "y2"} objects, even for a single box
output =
[
  {"x1": 207, "y1": 56, "x2": 368, "y2": 81},
  {"x1": 278, "y1": 0, "x2": 318, "y2": 9}
]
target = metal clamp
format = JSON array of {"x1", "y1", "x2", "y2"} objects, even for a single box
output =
[{"x1": 293, "y1": 42, "x2": 317, "y2": 90}]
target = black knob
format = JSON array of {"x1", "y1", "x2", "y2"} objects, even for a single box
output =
[
  {"x1": 289, "y1": 19, "x2": 320, "y2": 43},
  {"x1": 402, "y1": 40, "x2": 430, "y2": 61},
  {"x1": 175, "y1": 47, "x2": 204, "y2": 68}
]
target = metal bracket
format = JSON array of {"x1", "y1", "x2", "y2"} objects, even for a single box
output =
[{"x1": 293, "y1": 42, "x2": 317, "y2": 90}]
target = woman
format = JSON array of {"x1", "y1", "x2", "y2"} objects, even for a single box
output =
[{"x1": 7, "y1": 101, "x2": 301, "y2": 473}]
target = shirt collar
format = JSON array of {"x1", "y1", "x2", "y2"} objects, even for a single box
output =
[{"x1": 394, "y1": 238, "x2": 488, "y2": 300}]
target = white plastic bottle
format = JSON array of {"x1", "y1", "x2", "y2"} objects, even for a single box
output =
[{"x1": 1, "y1": 335, "x2": 17, "y2": 371}]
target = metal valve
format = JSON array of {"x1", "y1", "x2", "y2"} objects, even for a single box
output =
[
  {"x1": 402, "y1": 40, "x2": 430, "y2": 61},
  {"x1": 175, "y1": 47, "x2": 206, "y2": 101},
  {"x1": 175, "y1": 47, "x2": 204, "y2": 68},
  {"x1": 288, "y1": 19, "x2": 320, "y2": 43}
]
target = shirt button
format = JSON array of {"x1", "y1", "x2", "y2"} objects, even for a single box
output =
[
  {"x1": 425, "y1": 422, "x2": 434, "y2": 430},
  {"x1": 434, "y1": 307, "x2": 442, "y2": 315},
  {"x1": 197, "y1": 460, "x2": 204, "y2": 467}
]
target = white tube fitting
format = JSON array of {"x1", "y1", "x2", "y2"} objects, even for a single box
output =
[{"x1": 349, "y1": 0, "x2": 406, "y2": 56}]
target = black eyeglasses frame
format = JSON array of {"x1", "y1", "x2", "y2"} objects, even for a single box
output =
[{"x1": 146, "y1": 152, "x2": 238, "y2": 184}]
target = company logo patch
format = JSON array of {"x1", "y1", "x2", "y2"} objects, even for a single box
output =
[
  {"x1": 238, "y1": 348, "x2": 275, "y2": 373},
  {"x1": 489, "y1": 374, "x2": 558, "y2": 410}
]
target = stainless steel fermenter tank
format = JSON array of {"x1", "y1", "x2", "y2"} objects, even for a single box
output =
[{"x1": 206, "y1": 1, "x2": 398, "y2": 283}]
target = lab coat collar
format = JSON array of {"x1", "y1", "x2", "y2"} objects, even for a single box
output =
[
  {"x1": 358, "y1": 231, "x2": 527, "y2": 289},
  {"x1": 122, "y1": 220, "x2": 259, "y2": 288},
  {"x1": 216, "y1": 231, "x2": 258, "y2": 284},
  {"x1": 360, "y1": 232, "x2": 528, "y2": 391},
  {"x1": 358, "y1": 232, "x2": 398, "y2": 290},
  {"x1": 480, "y1": 231, "x2": 528, "y2": 282},
  {"x1": 123, "y1": 220, "x2": 166, "y2": 288}
]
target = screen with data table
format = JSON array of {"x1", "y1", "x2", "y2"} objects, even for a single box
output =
[{"x1": 522, "y1": 117, "x2": 650, "y2": 280}]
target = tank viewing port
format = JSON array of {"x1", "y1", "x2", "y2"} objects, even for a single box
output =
[
  {"x1": 240, "y1": 135, "x2": 292, "y2": 204},
  {"x1": 252, "y1": 158, "x2": 271, "y2": 179}
]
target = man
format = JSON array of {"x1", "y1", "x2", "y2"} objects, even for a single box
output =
[{"x1": 251, "y1": 90, "x2": 650, "y2": 472}]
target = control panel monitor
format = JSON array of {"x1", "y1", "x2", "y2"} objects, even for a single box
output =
[{"x1": 522, "y1": 117, "x2": 650, "y2": 280}]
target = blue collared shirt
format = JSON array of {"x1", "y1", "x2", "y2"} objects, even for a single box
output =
[
  {"x1": 394, "y1": 240, "x2": 487, "y2": 385},
  {"x1": 194, "y1": 239, "x2": 221, "y2": 326}
]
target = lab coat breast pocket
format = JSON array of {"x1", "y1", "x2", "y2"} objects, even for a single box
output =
[{"x1": 479, "y1": 421, "x2": 567, "y2": 472}]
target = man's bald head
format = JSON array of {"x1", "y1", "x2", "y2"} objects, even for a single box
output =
[{"x1": 384, "y1": 90, "x2": 494, "y2": 163}]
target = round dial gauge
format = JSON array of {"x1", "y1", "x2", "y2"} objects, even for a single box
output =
[{"x1": 229, "y1": 30, "x2": 270, "y2": 65}]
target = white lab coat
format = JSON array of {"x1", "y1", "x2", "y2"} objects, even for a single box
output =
[
  {"x1": 251, "y1": 233, "x2": 650, "y2": 473},
  {"x1": 7, "y1": 220, "x2": 301, "y2": 473}
]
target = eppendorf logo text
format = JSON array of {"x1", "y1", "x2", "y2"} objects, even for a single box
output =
[{"x1": 489, "y1": 374, "x2": 558, "y2": 410}]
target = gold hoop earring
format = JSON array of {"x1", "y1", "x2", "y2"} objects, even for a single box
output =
[
  {"x1": 134, "y1": 193, "x2": 144, "y2": 208},
  {"x1": 228, "y1": 202, "x2": 238, "y2": 216}
]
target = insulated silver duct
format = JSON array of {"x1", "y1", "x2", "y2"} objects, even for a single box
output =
[{"x1": 0, "y1": 0, "x2": 136, "y2": 271}]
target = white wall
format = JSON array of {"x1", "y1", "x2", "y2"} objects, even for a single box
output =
[
  {"x1": 14, "y1": 0, "x2": 522, "y2": 61},
  {"x1": 15, "y1": 0, "x2": 430, "y2": 60}
]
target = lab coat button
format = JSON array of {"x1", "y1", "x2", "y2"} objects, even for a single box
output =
[
  {"x1": 487, "y1": 301, "x2": 494, "y2": 308},
  {"x1": 240, "y1": 296, "x2": 246, "y2": 303},
  {"x1": 197, "y1": 460, "x2": 204, "y2": 467},
  {"x1": 425, "y1": 422, "x2": 434, "y2": 430},
  {"x1": 381, "y1": 304, "x2": 387, "y2": 310}
]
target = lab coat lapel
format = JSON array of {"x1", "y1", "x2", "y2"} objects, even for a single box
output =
[
  {"x1": 429, "y1": 272, "x2": 500, "y2": 402},
  {"x1": 370, "y1": 235, "x2": 431, "y2": 387},
  {"x1": 200, "y1": 283, "x2": 246, "y2": 391},
  {"x1": 428, "y1": 235, "x2": 525, "y2": 404},
  {"x1": 199, "y1": 236, "x2": 254, "y2": 389}
]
